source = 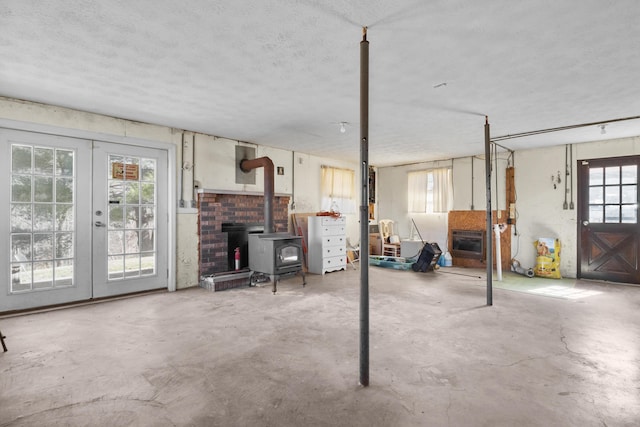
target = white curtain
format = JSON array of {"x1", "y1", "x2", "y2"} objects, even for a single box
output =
[
  {"x1": 321, "y1": 166, "x2": 355, "y2": 213},
  {"x1": 432, "y1": 168, "x2": 453, "y2": 213},
  {"x1": 408, "y1": 170, "x2": 430, "y2": 213},
  {"x1": 408, "y1": 168, "x2": 452, "y2": 213}
]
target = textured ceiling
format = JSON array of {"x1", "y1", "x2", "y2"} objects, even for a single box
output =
[{"x1": 2, "y1": 1, "x2": 640, "y2": 166}]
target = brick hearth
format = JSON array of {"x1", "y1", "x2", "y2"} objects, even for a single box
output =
[{"x1": 198, "y1": 192, "x2": 290, "y2": 276}]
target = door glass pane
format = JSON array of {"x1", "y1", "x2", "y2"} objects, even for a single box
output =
[
  {"x1": 141, "y1": 207, "x2": 155, "y2": 229},
  {"x1": 141, "y1": 159, "x2": 155, "y2": 181},
  {"x1": 34, "y1": 148, "x2": 54, "y2": 174},
  {"x1": 55, "y1": 259, "x2": 74, "y2": 286},
  {"x1": 125, "y1": 230, "x2": 139, "y2": 253},
  {"x1": 589, "y1": 168, "x2": 603, "y2": 185},
  {"x1": 141, "y1": 183, "x2": 155, "y2": 204},
  {"x1": 108, "y1": 255, "x2": 124, "y2": 280},
  {"x1": 141, "y1": 253, "x2": 154, "y2": 275},
  {"x1": 621, "y1": 185, "x2": 636, "y2": 203},
  {"x1": 621, "y1": 165, "x2": 636, "y2": 184},
  {"x1": 12, "y1": 145, "x2": 33, "y2": 173},
  {"x1": 621, "y1": 205, "x2": 637, "y2": 223},
  {"x1": 589, "y1": 205, "x2": 603, "y2": 223},
  {"x1": 140, "y1": 230, "x2": 154, "y2": 251},
  {"x1": 11, "y1": 175, "x2": 32, "y2": 202},
  {"x1": 106, "y1": 155, "x2": 157, "y2": 281},
  {"x1": 11, "y1": 263, "x2": 31, "y2": 292},
  {"x1": 109, "y1": 206, "x2": 124, "y2": 228},
  {"x1": 125, "y1": 254, "x2": 141, "y2": 277},
  {"x1": 9, "y1": 144, "x2": 75, "y2": 293},
  {"x1": 34, "y1": 176, "x2": 54, "y2": 202},
  {"x1": 11, "y1": 204, "x2": 32, "y2": 232},
  {"x1": 56, "y1": 150, "x2": 74, "y2": 176},
  {"x1": 33, "y1": 204, "x2": 54, "y2": 231},
  {"x1": 12, "y1": 234, "x2": 32, "y2": 261},
  {"x1": 125, "y1": 206, "x2": 139, "y2": 228},
  {"x1": 125, "y1": 182, "x2": 140, "y2": 204},
  {"x1": 56, "y1": 177, "x2": 74, "y2": 203},
  {"x1": 605, "y1": 186, "x2": 620, "y2": 204},
  {"x1": 56, "y1": 204, "x2": 74, "y2": 231},
  {"x1": 125, "y1": 158, "x2": 139, "y2": 179},
  {"x1": 605, "y1": 167, "x2": 620, "y2": 185},
  {"x1": 33, "y1": 261, "x2": 53, "y2": 289},
  {"x1": 108, "y1": 182, "x2": 124, "y2": 204},
  {"x1": 33, "y1": 233, "x2": 53, "y2": 260},
  {"x1": 605, "y1": 205, "x2": 620, "y2": 223},
  {"x1": 108, "y1": 230, "x2": 124, "y2": 255},
  {"x1": 589, "y1": 187, "x2": 603, "y2": 204},
  {"x1": 109, "y1": 156, "x2": 124, "y2": 179},
  {"x1": 55, "y1": 232, "x2": 74, "y2": 259}
]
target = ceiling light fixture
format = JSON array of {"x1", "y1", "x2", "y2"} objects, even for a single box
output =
[
  {"x1": 600, "y1": 124, "x2": 606, "y2": 134},
  {"x1": 339, "y1": 122, "x2": 347, "y2": 133}
]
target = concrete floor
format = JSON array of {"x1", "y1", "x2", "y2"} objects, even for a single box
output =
[{"x1": 1, "y1": 266, "x2": 639, "y2": 426}]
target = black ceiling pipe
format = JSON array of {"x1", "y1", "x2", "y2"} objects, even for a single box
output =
[{"x1": 240, "y1": 156, "x2": 275, "y2": 234}]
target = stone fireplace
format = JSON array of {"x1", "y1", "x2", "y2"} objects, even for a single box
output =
[{"x1": 198, "y1": 192, "x2": 290, "y2": 277}]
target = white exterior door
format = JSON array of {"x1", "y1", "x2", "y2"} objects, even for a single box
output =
[
  {"x1": 1, "y1": 130, "x2": 169, "y2": 312},
  {"x1": 92, "y1": 141, "x2": 168, "y2": 298},
  {"x1": 0, "y1": 130, "x2": 92, "y2": 312}
]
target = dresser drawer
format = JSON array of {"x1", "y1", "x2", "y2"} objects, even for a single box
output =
[
  {"x1": 324, "y1": 245, "x2": 345, "y2": 257},
  {"x1": 323, "y1": 235, "x2": 345, "y2": 247},
  {"x1": 320, "y1": 216, "x2": 346, "y2": 226},
  {"x1": 322, "y1": 255, "x2": 346, "y2": 270},
  {"x1": 321, "y1": 225, "x2": 346, "y2": 236}
]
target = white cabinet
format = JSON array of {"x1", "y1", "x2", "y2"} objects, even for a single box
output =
[{"x1": 308, "y1": 216, "x2": 347, "y2": 274}]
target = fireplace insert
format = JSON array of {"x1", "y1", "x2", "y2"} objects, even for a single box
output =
[
  {"x1": 451, "y1": 229, "x2": 485, "y2": 260},
  {"x1": 222, "y1": 222, "x2": 264, "y2": 271}
]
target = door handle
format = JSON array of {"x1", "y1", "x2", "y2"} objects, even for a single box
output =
[
  {"x1": 582, "y1": 221, "x2": 589, "y2": 226},
  {"x1": 95, "y1": 221, "x2": 106, "y2": 227}
]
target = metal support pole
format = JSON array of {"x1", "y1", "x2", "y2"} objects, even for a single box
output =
[
  {"x1": 359, "y1": 27, "x2": 370, "y2": 387},
  {"x1": 485, "y1": 117, "x2": 493, "y2": 306}
]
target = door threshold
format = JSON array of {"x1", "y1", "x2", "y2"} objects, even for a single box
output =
[{"x1": 0, "y1": 288, "x2": 167, "y2": 318}]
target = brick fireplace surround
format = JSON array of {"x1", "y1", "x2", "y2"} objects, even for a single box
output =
[{"x1": 198, "y1": 192, "x2": 290, "y2": 276}]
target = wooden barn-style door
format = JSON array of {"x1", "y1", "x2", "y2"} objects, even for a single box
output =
[{"x1": 578, "y1": 155, "x2": 640, "y2": 284}]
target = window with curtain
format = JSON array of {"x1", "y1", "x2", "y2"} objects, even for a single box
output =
[
  {"x1": 321, "y1": 165, "x2": 355, "y2": 213},
  {"x1": 408, "y1": 168, "x2": 453, "y2": 213}
]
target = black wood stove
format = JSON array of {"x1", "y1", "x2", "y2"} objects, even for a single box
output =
[{"x1": 248, "y1": 233, "x2": 306, "y2": 293}]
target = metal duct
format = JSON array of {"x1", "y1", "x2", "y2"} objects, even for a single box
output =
[{"x1": 240, "y1": 156, "x2": 275, "y2": 234}]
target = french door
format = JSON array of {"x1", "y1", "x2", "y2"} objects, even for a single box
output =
[
  {"x1": 0, "y1": 130, "x2": 168, "y2": 312},
  {"x1": 578, "y1": 155, "x2": 640, "y2": 284},
  {"x1": 92, "y1": 141, "x2": 168, "y2": 298}
]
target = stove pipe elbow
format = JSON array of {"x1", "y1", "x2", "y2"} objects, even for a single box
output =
[{"x1": 240, "y1": 156, "x2": 275, "y2": 234}]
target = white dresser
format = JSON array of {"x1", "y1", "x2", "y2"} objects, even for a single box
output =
[{"x1": 308, "y1": 216, "x2": 347, "y2": 274}]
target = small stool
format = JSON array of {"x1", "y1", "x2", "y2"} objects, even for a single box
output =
[{"x1": 0, "y1": 329, "x2": 7, "y2": 352}]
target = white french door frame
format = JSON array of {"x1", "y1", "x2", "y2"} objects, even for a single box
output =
[
  {"x1": 92, "y1": 141, "x2": 169, "y2": 297},
  {"x1": 0, "y1": 118, "x2": 177, "y2": 299},
  {"x1": 0, "y1": 130, "x2": 93, "y2": 311}
]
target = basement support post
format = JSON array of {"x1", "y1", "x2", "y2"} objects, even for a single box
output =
[
  {"x1": 359, "y1": 26, "x2": 370, "y2": 387},
  {"x1": 485, "y1": 117, "x2": 493, "y2": 306}
]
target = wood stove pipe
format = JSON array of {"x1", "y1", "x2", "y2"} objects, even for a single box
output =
[{"x1": 240, "y1": 156, "x2": 274, "y2": 234}]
